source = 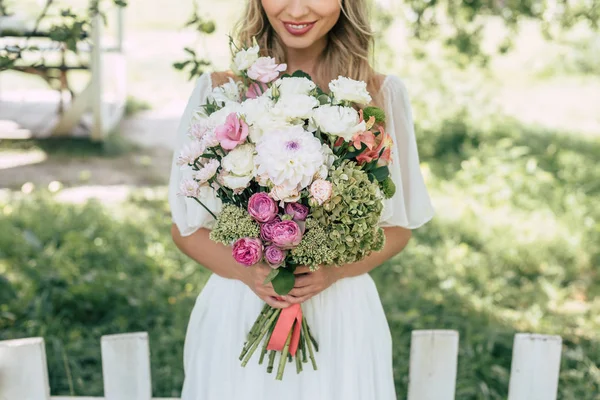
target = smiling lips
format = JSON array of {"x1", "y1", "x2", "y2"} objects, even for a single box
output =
[{"x1": 282, "y1": 21, "x2": 316, "y2": 36}]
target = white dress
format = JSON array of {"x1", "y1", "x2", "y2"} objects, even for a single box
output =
[{"x1": 168, "y1": 73, "x2": 435, "y2": 400}]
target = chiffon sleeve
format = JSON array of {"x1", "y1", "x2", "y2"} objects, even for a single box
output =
[
  {"x1": 378, "y1": 75, "x2": 435, "y2": 229},
  {"x1": 168, "y1": 73, "x2": 222, "y2": 236}
]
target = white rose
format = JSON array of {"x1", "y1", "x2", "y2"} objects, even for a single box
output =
[
  {"x1": 271, "y1": 94, "x2": 319, "y2": 120},
  {"x1": 221, "y1": 173, "x2": 253, "y2": 191},
  {"x1": 221, "y1": 143, "x2": 255, "y2": 176},
  {"x1": 209, "y1": 78, "x2": 242, "y2": 103},
  {"x1": 274, "y1": 77, "x2": 316, "y2": 97},
  {"x1": 329, "y1": 76, "x2": 372, "y2": 105},
  {"x1": 240, "y1": 96, "x2": 288, "y2": 143},
  {"x1": 232, "y1": 45, "x2": 260, "y2": 73},
  {"x1": 311, "y1": 104, "x2": 366, "y2": 141},
  {"x1": 269, "y1": 185, "x2": 301, "y2": 203}
]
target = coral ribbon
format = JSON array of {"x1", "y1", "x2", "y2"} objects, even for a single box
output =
[{"x1": 267, "y1": 303, "x2": 302, "y2": 356}]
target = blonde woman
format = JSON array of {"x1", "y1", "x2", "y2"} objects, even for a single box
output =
[{"x1": 169, "y1": 0, "x2": 435, "y2": 398}]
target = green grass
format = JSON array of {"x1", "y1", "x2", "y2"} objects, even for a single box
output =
[{"x1": 1, "y1": 110, "x2": 598, "y2": 398}]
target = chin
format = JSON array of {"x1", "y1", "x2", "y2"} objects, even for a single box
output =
[{"x1": 279, "y1": 34, "x2": 324, "y2": 50}]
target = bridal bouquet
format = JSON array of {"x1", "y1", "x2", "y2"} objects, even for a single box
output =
[{"x1": 176, "y1": 39, "x2": 396, "y2": 380}]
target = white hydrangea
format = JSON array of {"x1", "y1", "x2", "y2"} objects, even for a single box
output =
[
  {"x1": 254, "y1": 125, "x2": 325, "y2": 191},
  {"x1": 311, "y1": 104, "x2": 366, "y2": 141},
  {"x1": 329, "y1": 76, "x2": 372, "y2": 105}
]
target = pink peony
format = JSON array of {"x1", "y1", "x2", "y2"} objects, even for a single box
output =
[
  {"x1": 232, "y1": 237, "x2": 263, "y2": 267},
  {"x1": 248, "y1": 192, "x2": 278, "y2": 223},
  {"x1": 246, "y1": 82, "x2": 269, "y2": 99},
  {"x1": 271, "y1": 220, "x2": 303, "y2": 250},
  {"x1": 260, "y1": 216, "x2": 281, "y2": 242},
  {"x1": 309, "y1": 179, "x2": 333, "y2": 205},
  {"x1": 284, "y1": 202, "x2": 309, "y2": 221},
  {"x1": 215, "y1": 113, "x2": 249, "y2": 150},
  {"x1": 264, "y1": 245, "x2": 286, "y2": 267},
  {"x1": 247, "y1": 57, "x2": 287, "y2": 83}
]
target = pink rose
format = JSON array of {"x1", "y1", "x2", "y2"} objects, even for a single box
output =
[
  {"x1": 264, "y1": 245, "x2": 287, "y2": 267},
  {"x1": 215, "y1": 113, "x2": 249, "y2": 150},
  {"x1": 248, "y1": 193, "x2": 278, "y2": 223},
  {"x1": 246, "y1": 82, "x2": 269, "y2": 99},
  {"x1": 271, "y1": 220, "x2": 303, "y2": 250},
  {"x1": 232, "y1": 237, "x2": 263, "y2": 267},
  {"x1": 284, "y1": 202, "x2": 309, "y2": 221},
  {"x1": 310, "y1": 179, "x2": 333, "y2": 205},
  {"x1": 260, "y1": 216, "x2": 281, "y2": 242},
  {"x1": 247, "y1": 57, "x2": 287, "y2": 83}
]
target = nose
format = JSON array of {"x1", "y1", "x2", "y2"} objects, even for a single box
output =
[{"x1": 287, "y1": 0, "x2": 310, "y2": 20}]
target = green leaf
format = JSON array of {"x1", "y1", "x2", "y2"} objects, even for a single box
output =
[
  {"x1": 291, "y1": 70, "x2": 313, "y2": 80},
  {"x1": 272, "y1": 268, "x2": 295, "y2": 295},
  {"x1": 263, "y1": 268, "x2": 280, "y2": 285},
  {"x1": 371, "y1": 166, "x2": 390, "y2": 182}
]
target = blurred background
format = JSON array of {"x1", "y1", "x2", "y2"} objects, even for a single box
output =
[{"x1": 0, "y1": 0, "x2": 599, "y2": 398}]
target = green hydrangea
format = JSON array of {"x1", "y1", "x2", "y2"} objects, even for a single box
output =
[
  {"x1": 290, "y1": 219, "x2": 335, "y2": 270},
  {"x1": 209, "y1": 204, "x2": 260, "y2": 245},
  {"x1": 308, "y1": 160, "x2": 385, "y2": 266},
  {"x1": 363, "y1": 106, "x2": 386, "y2": 124}
]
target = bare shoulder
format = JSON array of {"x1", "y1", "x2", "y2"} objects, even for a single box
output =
[{"x1": 210, "y1": 71, "x2": 241, "y2": 89}]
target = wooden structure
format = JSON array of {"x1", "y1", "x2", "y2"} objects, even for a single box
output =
[{"x1": 0, "y1": 330, "x2": 563, "y2": 400}]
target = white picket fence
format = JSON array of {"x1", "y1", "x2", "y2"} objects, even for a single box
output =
[{"x1": 0, "y1": 330, "x2": 562, "y2": 400}]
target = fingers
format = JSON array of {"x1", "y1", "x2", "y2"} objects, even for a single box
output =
[
  {"x1": 288, "y1": 285, "x2": 314, "y2": 297},
  {"x1": 294, "y1": 266, "x2": 312, "y2": 275},
  {"x1": 264, "y1": 296, "x2": 292, "y2": 309},
  {"x1": 293, "y1": 274, "x2": 314, "y2": 288},
  {"x1": 283, "y1": 294, "x2": 313, "y2": 304}
]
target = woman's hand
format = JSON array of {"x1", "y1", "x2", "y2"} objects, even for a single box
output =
[
  {"x1": 282, "y1": 266, "x2": 342, "y2": 304},
  {"x1": 240, "y1": 263, "x2": 292, "y2": 309}
]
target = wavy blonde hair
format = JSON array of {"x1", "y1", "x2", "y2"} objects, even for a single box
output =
[{"x1": 233, "y1": 0, "x2": 384, "y2": 107}]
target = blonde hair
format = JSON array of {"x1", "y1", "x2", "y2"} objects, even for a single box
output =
[{"x1": 233, "y1": 0, "x2": 384, "y2": 107}]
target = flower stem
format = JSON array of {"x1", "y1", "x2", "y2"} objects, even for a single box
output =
[
  {"x1": 267, "y1": 350, "x2": 277, "y2": 373},
  {"x1": 295, "y1": 351, "x2": 302, "y2": 374},
  {"x1": 302, "y1": 318, "x2": 318, "y2": 371},
  {"x1": 259, "y1": 322, "x2": 275, "y2": 365},
  {"x1": 240, "y1": 305, "x2": 272, "y2": 360},
  {"x1": 276, "y1": 328, "x2": 293, "y2": 380},
  {"x1": 192, "y1": 197, "x2": 218, "y2": 220},
  {"x1": 307, "y1": 321, "x2": 319, "y2": 352},
  {"x1": 241, "y1": 309, "x2": 280, "y2": 367}
]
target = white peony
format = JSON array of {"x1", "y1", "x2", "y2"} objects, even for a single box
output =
[
  {"x1": 271, "y1": 94, "x2": 319, "y2": 121},
  {"x1": 254, "y1": 125, "x2": 325, "y2": 191},
  {"x1": 208, "y1": 78, "x2": 243, "y2": 103},
  {"x1": 231, "y1": 45, "x2": 260, "y2": 73},
  {"x1": 194, "y1": 159, "x2": 219, "y2": 185},
  {"x1": 329, "y1": 76, "x2": 372, "y2": 105},
  {"x1": 274, "y1": 77, "x2": 316, "y2": 97},
  {"x1": 177, "y1": 141, "x2": 205, "y2": 167},
  {"x1": 311, "y1": 104, "x2": 366, "y2": 141}
]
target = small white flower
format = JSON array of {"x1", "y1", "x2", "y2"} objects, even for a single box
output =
[
  {"x1": 274, "y1": 77, "x2": 316, "y2": 97},
  {"x1": 178, "y1": 178, "x2": 201, "y2": 197},
  {"x1": 231, "y1": 45, "x2": 260, "y2": 73},
  {"x1": 311, "y1": 104, "x2": 366, "y2": 141},
  {"x1": 310, "y1": 179, "x2": 333, "y2": 205},
  {"x1": 241, "y1": 96, "x2": 288, "y2": 143},
  {"x1": 177, "y1": 141, "x2": 205, "y2": 167},
  {"x1": 221, "y1": 143, "x2": 256, "y2": 177},
  {"x1": 329, "y1": 76, "x2": 372, "y2": 105},
  {"x1": 200, "y1": 129, "x2": 220, "y2": 149},
  {"x1": 194, "y1": 159, "x2": 220, "y2": 185},
  {"x1": 188, "y1": 118, "x2": 215, "y2": 141},
  {"x1": 208, "y1": 102, "x2": 243, "y2": 126},
  {"x1": 315, "y1": 144, "x2": 336, "y2": 179},
  {"x1": 208, "y1": 78, "x2": 243, "y2": 103},
  {"x1": 271, "y1": 94, "x2": 319, "y2": 121}
]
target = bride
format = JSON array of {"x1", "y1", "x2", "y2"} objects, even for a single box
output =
[{"x1": 168, "y1": 0, "x2": 435, "y2": 398}]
